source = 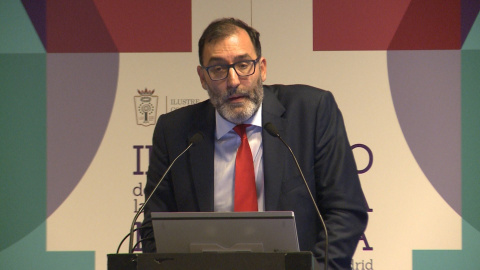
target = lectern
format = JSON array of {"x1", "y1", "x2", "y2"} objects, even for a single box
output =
[
  {"x1": 111, "y1": 212, "x2": 314, "y2": 269},
  {"x1": 108, "y1": 252, "x2": 314, "y2": 270}
]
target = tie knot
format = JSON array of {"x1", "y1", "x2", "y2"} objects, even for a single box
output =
[{"x1": 233, "y1": 124, "x2": 251, "y2": 138}]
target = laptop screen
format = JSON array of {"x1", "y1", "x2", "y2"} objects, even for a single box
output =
[{"x1": 151, "y1": 211, "x2": 300, "y2": 253}]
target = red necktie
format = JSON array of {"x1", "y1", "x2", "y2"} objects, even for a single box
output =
[{"x1": 233, "y1": 124, "x2": 258, "y2": 211}]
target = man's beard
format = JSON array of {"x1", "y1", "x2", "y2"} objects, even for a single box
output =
[{"x1": 207, "y1": 76, "x2": 264, "y2": 124}]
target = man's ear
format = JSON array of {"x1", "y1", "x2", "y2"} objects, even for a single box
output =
[
  {"x1": 197, "y1": 66, "x2": 208, "y2": 90},
  {"x1": 260, "y1": 57, "x2": 267, "y2": 82}
]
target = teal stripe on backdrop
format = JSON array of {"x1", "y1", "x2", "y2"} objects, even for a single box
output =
[
  {"x1": 461, "y1": 50, "x2": 480, "y2": 241},
  {"x1": 0, "y1": 0, "x2": 44, "y2": 53},
  {"x1": 412, "y1": 50, "x2": 480, "y2": 269},
  {"x1": 0, "y1": 53, "x2": 47, "y2": 252}
]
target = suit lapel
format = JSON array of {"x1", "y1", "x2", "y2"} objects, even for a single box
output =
[
  {"x1": 188, "y1": 102, "x2": 216, "y2": 211},
  {"x1": 262, "y1": 86, "x2": 288, "y2": 211}
]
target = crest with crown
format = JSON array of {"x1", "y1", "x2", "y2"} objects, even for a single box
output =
[
  {"x1": 137, "y1": 88, "x2": 155, "y2": 96},
  {"x1": 134, "y1": 88, "x2": 158, "y2": 127}
]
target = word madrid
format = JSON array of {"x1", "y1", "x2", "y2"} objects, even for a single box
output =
[{"x1": 352, "y1": 259, "x2": 373, "y2": 270}]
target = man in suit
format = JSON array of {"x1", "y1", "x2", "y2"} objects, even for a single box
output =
[{"x1": 141, "y1": 18, "x2": 368, "y2": 269}]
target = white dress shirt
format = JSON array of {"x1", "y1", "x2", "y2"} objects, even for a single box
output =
[{"x1": 213, "y1": 104, "x2": 264, "y2": 212}]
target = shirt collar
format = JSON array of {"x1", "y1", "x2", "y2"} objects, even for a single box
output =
[{"x1": 215, "y1": 103, "x2": 263, "y2": 140}]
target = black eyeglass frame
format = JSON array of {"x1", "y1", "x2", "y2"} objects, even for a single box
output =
[{"x1": 202, "y1": 56, "x2": 261, "y2": 81}]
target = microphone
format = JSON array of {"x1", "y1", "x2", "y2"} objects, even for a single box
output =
[
  {"x1": 263, "y1": 122, "x2": 329, "y2": 270},
  {"x1": 125, "y1": 132, "x2": 204, "y2": 254}
]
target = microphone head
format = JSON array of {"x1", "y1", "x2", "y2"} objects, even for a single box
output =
[
  {"x1": 189, "y1": 132, "x2": 204, "y2": 145},
  {"x1": 264, "y1": 122, "x2": 280, "y2": 137}
]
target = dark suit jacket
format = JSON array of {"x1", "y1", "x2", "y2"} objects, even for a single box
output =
[{"x1": 141, "y1": 84, "x2": 368, "y2": 269}]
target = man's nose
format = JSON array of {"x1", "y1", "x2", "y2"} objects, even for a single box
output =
[{"x1": 226, "y1": 67, "x2": 240, "y2": 88}]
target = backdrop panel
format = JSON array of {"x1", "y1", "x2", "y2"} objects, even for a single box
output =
[{"x1": 1, "y1": 1, "x2": 478, "y2": 270}]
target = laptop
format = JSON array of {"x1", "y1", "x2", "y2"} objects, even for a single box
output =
[{"x1": 151, "y1": 211, "x2": 300, "y2": 253}]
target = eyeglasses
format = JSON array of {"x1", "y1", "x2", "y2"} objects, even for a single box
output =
[{"x1": 202, "y1": 57, "x2": 261, "y2": 81}]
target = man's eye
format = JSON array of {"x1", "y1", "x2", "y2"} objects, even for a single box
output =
[
  {"x1": 211, "y1": 66, "x2": 225, "y2": 73},
  {"x1": 236, "y1": 62, "x2": 249, "y2": 69}
]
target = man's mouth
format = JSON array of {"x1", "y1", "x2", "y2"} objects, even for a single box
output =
[{"x1": 227, "y1": 94, "x2": 247, "y2": 103}]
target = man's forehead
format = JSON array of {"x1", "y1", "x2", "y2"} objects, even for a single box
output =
[{"x1": 202, "y1": 29, "x2": 256, "y2": 63}]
